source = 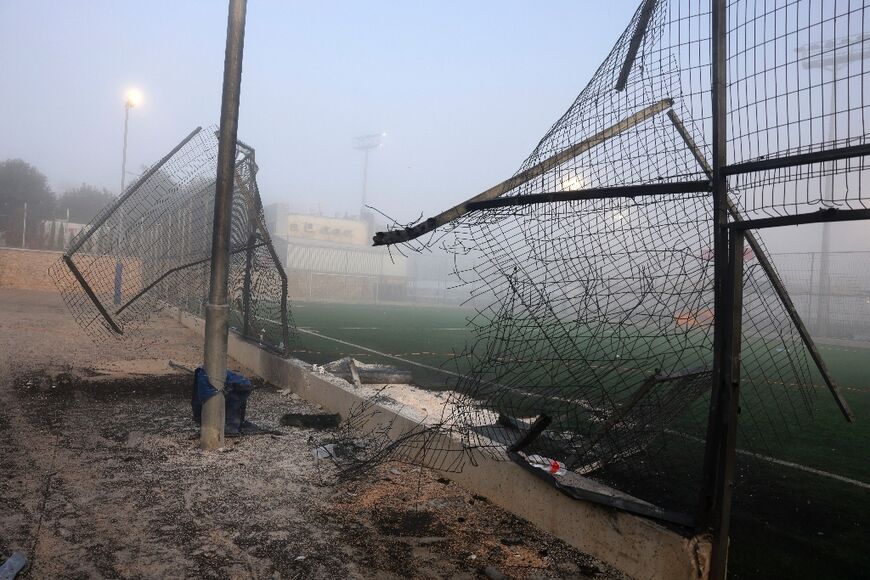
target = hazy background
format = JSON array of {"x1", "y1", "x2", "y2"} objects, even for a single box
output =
[
  {"x1": 0, "y1": 2, "x2": 635, "y2": 217},
  {"x1": 0, "y1": 0, "x2": 866, "y2": 251}
]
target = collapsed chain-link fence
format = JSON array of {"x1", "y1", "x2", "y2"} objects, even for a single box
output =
[
  {"x1": 50, "y1": 126, "x2": 295, "y2": 356},
  {"x1": 44, "y1": 0, "x2": 867, "y2": 529},
  {"x1": 329, "y1": 0, "x2": 868, "y2": 522}
]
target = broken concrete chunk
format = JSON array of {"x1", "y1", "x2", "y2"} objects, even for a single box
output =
[{"x1": 322, "y1": 357, "x2": 412, "y2": 385}]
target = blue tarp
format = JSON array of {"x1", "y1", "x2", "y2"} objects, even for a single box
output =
[{"x1": 191, "y1": 368, "x2": 254, "y2": 435}]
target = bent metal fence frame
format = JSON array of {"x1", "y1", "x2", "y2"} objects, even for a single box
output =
[
  {"x1": 50, "y1": 126, "x2": 294, "y2": 357},
  {"x1": 371, "y1": 1, "x2": 868, "y2": 578}
]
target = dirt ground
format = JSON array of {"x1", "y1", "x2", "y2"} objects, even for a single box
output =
[{"x1": 0, "y1": 290, "x2": 626, "y2": 579}]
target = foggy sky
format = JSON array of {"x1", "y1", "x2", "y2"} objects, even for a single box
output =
[
  {"x1": 0, "y1": 2, "x2": 635, "y2": 214},
  {"x1": 1, "y1": 1, "x2": 867, "y2": 253}
]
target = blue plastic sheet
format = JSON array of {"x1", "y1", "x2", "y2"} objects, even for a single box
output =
[{"x1": 191, "y1": 368, "x2": 254, "y2": 435}]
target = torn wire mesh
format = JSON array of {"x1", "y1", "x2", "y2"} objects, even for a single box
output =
[
  {"x1": 50, "y1": 127, "x2": 296, "y2": 356},
  {"x1": 340, "y1": 0, "x2": 866, "y2": 518}
]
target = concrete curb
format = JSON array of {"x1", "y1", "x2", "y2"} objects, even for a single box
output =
[{"x1": 176, "y1": 309, "x2": 711, "y2": 580}]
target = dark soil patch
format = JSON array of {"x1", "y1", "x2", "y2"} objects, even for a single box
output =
[
  {"x1": 373, "y1": 508, "x2": 446, "y2": 537},
  {"x1": 15, "y1": 370, "x2": 190, "y2": 401},
  {"x1": 280, "y1": 412, "x2": 341, "y2": 429}
]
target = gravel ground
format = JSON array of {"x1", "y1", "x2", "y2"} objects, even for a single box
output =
[{"x1": 0, "y1": 289, "x2": 626, "y2": 579}]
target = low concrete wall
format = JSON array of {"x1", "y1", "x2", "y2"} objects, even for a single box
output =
[
  {"x1": 0, "y1": 247, "x2": 143, "y2": 298},
  {"x1": 177, "y1": 310, "x2": 711, "y2": 580},
  {"x1": 0, "y1": 247, "x2": 62, "y2": 291}
]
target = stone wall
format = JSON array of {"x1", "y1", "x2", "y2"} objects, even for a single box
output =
[
  {"x1": 0, "y1": 247, "x2": 142, "y2": 298},
  {"x1": 0, "y1": 247, "x2": 62, "y2": 291}
]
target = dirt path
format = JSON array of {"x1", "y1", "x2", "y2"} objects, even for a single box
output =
[{"x1": 0, "y1": 290, "x2": 624, "y2": 579}]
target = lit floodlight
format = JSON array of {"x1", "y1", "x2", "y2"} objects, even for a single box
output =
[{"x1": 125, "y1": 88, "x2": 144, "y2": 108}]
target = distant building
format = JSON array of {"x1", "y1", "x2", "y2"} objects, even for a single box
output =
[
  {"x1": 264, "y1": 203, "x2": 369, "y2": 246},
  {"x1": 42, "y1": 219, "x2": 87, "y2": 250},
  {"x1": 263, "y1": 202, "x2": 466, "y2": 305}
]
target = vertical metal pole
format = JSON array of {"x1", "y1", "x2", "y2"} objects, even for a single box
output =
[
  {"x1": 21, "y1": 202, "x2": 26, "y2": 248},
  {"x1": 201, "y1": 0, "x2": 247, "y2": 451},
  {"x1": 237, "y1": 166, "x2": 257, "y2": 340},
  {"x1": 361, "y1": 147, "x2": 372, "y2": 237},
  {"x1": 818, "y1": 227, "x2": 833, "y2": 338},
  {"x1": 808, "y1": 252, "x2": 816, "y2": 332},
  {"x1": 114, "y1": 104, "x2": 131, "y2": 306},
  {"x1": 242, "y1": 233, "x2": 255, "y2": 337},
  {"x1": 121, "y1": 103, "x2": 131, "y2": 195},
  {"x1": 698, "y1": 0, "x2": 743, "y2": 577},
  {"x1": 710, "y1": 230, "x2": 745, "y2": 579},
  {"x1": 818, "y1": 63, "x2": 840, "y2": 338},
  {"x1": 362, "y1": 148, "x2": 370, "y2": 208}
]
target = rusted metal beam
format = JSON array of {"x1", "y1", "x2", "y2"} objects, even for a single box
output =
[
  {"x1": 63, "y1": 255, "x2": 123, "y2": 334},
  {"x1": 668, "y1": 109, "x2": 855, "y2": 421},
  {"x1": 615, "y1": 0, "x2": 658, "y2": 91},
  {"x1": 723, "y1": 143, "x2": 870, "y2": 175},
  {"x1": 114, "y1": 241, "x2": 267, "y2": 316},
  {"x1": 701, "y1": 1, "x2": 733, "y2": 577},
  {"x1": 708, "y1": 228, "x2": 745, "y2": 580},
  {"x1": 373, "y1": 98, "x2": 674, "y2": 246},
  {"x1": 729, "y1": 208, "x2": 870, "y2": 230},
  {"x1": 465, "y1": 180, "x2": 710, "y2": 210}
]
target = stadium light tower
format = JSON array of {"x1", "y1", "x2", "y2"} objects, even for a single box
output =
[
  {"x1": 353, "y1": 132, "x2": 386, "y2": 223},
  {"x1": 797, "y1": 35, "x2": 870, "y2": 336},
  {"x1": 114, "y1": 87, "x2": 143, "y2": 305},
  {"x1": 121, "y1": 88, "x2": 143, "y2": 194}
]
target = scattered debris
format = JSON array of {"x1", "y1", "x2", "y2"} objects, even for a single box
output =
[
  {"x1": 348, "y1": 358, "x2": 362, "y2": 388},
  {"x1": 168, "y1": 360, "x2": 196, "y2": 374},
  {"x1": 0, "y1": 551, "x2": 28, "y2": 579},
  {"x1": 0, "y1": 290, "x2": 628, "y2": 579},
  {"x1": 313, "y1": 444, "x2": 337, "y2": 459},
  {"x1": 323, "y1": 357, "x2": 412, "y2": 385},
  {"x1": 525, "y1": 454, "x2": 567, "y2": 477}
]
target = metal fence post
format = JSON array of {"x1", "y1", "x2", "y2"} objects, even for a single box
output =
[
  {"x1": 698, "y1": 0, "x2": 741, "y2": 578},
  {"x1": 201, "y1": 0, "x2": 247, "y2": 450},
  {"x1": 242, "y1": 232, "x2": 255, "y2": 338}
]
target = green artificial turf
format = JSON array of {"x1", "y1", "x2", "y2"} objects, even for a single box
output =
[{"x1": 281, "y1": 300, "x2": 869, "y2": 579}]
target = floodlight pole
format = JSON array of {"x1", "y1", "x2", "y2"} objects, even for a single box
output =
[
  {"x1": 799, "y1": 36, "x2": 870, "y2": 337},
  {"x1": 201, "y1": 0, "x2": 247, "y2": 450},
  {"x1": 121, "y1": 101, "x2": 132, "y2": 195},
  {"x1": 114, "y1": 100, "x2": 134, "y2": 305},
  {"x1": 354, "y1": 133, "x2": 384, "y2": 234}
]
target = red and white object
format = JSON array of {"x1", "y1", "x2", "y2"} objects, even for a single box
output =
[{"x1": 526, "y1": 454, "x2": 567, "y2": 476}]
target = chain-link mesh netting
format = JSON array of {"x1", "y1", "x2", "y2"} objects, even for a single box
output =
[
  {"x1": 49, "y1": 127, "x2": 295, "y2": 356},
  {"x1": 727, "y1": 0, "x2": 870, "y2": 218},
  {"x1": 331, "y1": 0, "x2": 866, "y2": 520}
]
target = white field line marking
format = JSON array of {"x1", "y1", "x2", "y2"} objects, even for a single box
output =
[
  {"x1": 666, "y1": 430, "x2": 870, "y2": 490},
  {"x1": 263, "y1": 316, "x2": 870, "y2": 489},
  {"x1": 295, "y1": 327, "x2": 462, "y2": 378}
]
